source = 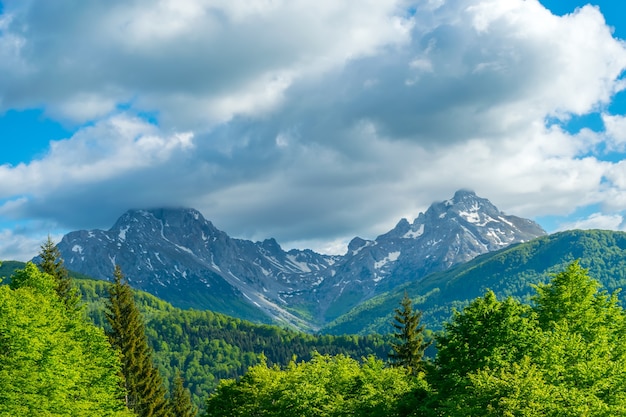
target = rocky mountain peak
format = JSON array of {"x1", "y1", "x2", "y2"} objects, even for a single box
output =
[
  {"x1": 347, "y1": 237, "x2": 371, "y2": 254},
  {"x1": 53, "y1": 191, "x2": 547, "y2": 331}
]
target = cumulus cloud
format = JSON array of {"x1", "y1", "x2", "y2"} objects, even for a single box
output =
[
  {"x1": 603, "y1": 114, "x2": 626, "y2": 151},
  {"x1": 0, "y1": 0, "x2": 626, "y2": 258},
  {"x1": 0, "y1": 0, "x2": 412, "y2": 125},
  {"x1": 557, "y1": 212, "x2": 626, "y2": 232},
  {"x1": 0, "y1": 114, "x2": 194, "y2": 195},
  {"x1": 0, "y1": 225, "x2": 63, "y2": 262}
]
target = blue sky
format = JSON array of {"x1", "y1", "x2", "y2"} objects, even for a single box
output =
[{"x1": 1, "y1": 0, "x2": 626, "y2": 260}]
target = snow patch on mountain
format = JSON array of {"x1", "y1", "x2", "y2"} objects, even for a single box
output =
[
  {"x1": 53, "y1": 191, "x2": 546, "y2": 331},
  {"x1": 375, "y1": 251, "x2": 401, "y2": 269}
]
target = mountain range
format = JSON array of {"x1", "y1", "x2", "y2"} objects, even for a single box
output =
[
  {"x1": 52, "y1": 190, "x2": 546, "y2": 331},
  {"x1": 9, "y1": 224, "x2": 626, "y2": 409},
  {"x1": 324, "y1": 229, "x2": 626, "y2": 335}
]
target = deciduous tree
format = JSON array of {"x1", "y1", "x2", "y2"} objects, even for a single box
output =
[{"x1": 1, "y1": 262, "x2": 132, "y2": 416}]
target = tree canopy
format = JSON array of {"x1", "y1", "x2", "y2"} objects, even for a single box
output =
[
  {"x1": 0, "y1": 262, "x2": 132, "y2": 416},
  {"x1": 204, "y1": 353, "x2": 429, "y2": 417},
  {"x1": 429, "y1": 261, "x2": 626, "y2": 416}
]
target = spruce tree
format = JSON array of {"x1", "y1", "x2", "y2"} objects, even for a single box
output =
[
  {"x1": 106, "y1": 265, "x2": 172, "y2": 417},
  {"x1": 170, "y1": 369, "x2": 197, "y2": 417},
  {"x1": 37, "y1": 236, "x2": 81, "y2": 312},
  {"x1": 389, "y1": 292, "x2": 430, "y2": 374}
]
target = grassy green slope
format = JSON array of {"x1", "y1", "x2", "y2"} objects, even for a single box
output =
[{"x1": 323, "y1": 230, "x2": 626, "y2": 335}]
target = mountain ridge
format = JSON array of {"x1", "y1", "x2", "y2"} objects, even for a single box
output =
[
  {"x1": 323, "y1": 229, "x2": 626, "y2": 335},
  {"x1": 52, "y1": 190, "x2": 546, "y2": 330}
]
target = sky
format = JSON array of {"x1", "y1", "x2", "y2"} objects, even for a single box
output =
[{"x1": 1, "y1": 0, "x2": 626, "y2": 261}]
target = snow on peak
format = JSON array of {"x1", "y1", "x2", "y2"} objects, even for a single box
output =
[
  {"x1": 403, "y1": 224, "x2": 424, "y2": 239},
  {"x1": 374, "y1": 251, "x2": 401, "y2": 270},
  {"x1": 458, "y1": 210, "x2": 480, "y2": 224},
  {"x1": 286, "y1": 254, "x2": 312, "y2": 273},
  {"x1": 118, "y1": 225, "x2": 129, "y2": 241}
]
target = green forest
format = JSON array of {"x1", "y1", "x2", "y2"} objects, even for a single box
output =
[
  {"x1": 76, "y1": 276, "x2": 392, "y2": 409},
  {"x1": 4, "y1": 237, "x2": 626, "y2": 415},
  {"x1": 203, "y1": 261, "x2": 626, "y2": 416}
]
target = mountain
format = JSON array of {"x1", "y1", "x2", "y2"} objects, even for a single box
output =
[
  {"x1": 53, "y1": 190, "x2": 545, "y2": 330},
  {"x1": 55, "y1": 208, "x2": 335, "y2": 328},
  {"x1": 323, "y1": 229, "x2": 626, "y2": 335},
  {"x1": 312, "y1": 189, "x2": 545, "y2": 320}
]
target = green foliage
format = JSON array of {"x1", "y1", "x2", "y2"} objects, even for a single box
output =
[
  {"x1": 8, "y1": 238, "x2": 626, "y2": 416},
  {"x1": 170, "y1": 369, "x2": 197, "y2": 417},
  {"x1": 144, "y1": 304, "x2": 391, "y2": 410},
  {"x1": 430, "y1": 261, "x2": 626, "y2": 416},
  {"x1": 106, "y1": 265, "x2": 172, "y2": 417},
  {"x1": 0, "y1": 262, "x2": 132, "y2": 416},
  {"x1": 37, "y1": 236, "x2": 82, "y2": 312},
  {"x1": 70, "y1": 275, "x2": 392, "y2": 410},
  {"x1": 389, "y1": 292, "x2": 430, "y2": 374},
  {"x1": 435, "y1": 291, "x2": 540, "y2": 386},
  {"x1": 9, "y1": 262, "x2": 57, "y2": 295},
  {"x1": 0, "y1": 261, "x2": 24, "y2": 284},
  {"x1": 204, "y1": 353, "x2": 429, "y2": 417}
]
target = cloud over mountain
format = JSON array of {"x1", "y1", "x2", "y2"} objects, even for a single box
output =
[{"x1": 1, "y1": 0, "x2": 626, "y2": 260}]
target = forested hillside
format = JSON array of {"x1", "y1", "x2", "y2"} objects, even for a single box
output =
[
  {"x1": 1, "y1": 260, "x2": 392, "y2": 411},
  {"x1": 205, "y1": 262, "x2": 626, "y2": 416},
  {"x1": 325, "y1": 229, "x2": 626, "y2": 334},
  {"x1": 5, "y1": 248, "x2": 626, "y2": 414},
  {"x1": 77, "y1": 277, "x2": 391, "y2": 407}
]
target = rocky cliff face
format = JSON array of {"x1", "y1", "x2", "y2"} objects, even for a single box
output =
[{"x1": 55, "y1": 190, "x2": 545, "y2": 330}]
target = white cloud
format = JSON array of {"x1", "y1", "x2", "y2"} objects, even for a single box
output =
[
  {"x1": 1, "y1": 0, "x2": 626, "y2": 258},
  {"x1": 0, "y1": 0, "x2": 412, "y2": 126},
  {"x1": 603, "y1": 114, "x2": 626, "y2": 150},
  {"x1": 0, "y1": 227, "x2": 63, "y2": 262},
  {"x1": 556, "y1": 212, "x2": 626, "y2": 232},
  {"x1": 0, "y1": 230, "x2": 38, "y2": 261},
  {"x1": 0, "y1": 114, "x2": 194, "y2": 195}
]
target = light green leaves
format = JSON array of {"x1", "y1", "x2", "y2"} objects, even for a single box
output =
[
  {"x1": 433, "y1": 261, "x2": 626, "y2": 416},
  {"x1": 0, "y1": 262, "x2": 132, "y2": 416}
]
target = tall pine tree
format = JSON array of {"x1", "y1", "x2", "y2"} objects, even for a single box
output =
[
  {"x1": 37, "y1": 236, "x2": 81, "y2": 312},
  {"x1": 106, "y1": 265, "x2": 172, "y2": 417},
  {"x1": 389, "y1": 292, "x2": 430, "y2": 375},
  {"x1": 170, "y1": 369, "x2": 197, "y2": 417}
]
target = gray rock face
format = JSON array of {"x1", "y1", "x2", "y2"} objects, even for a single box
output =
[{"x1": 54, "y1": 191, "x2": 545, "y2": 330}]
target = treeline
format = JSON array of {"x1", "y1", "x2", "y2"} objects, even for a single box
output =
[
  {"x1": 1, "y1": 239, "x2": 197, "y2": 416},
  {"x1": 74, "y1": 275, "x2": 392, "y2": 409},
  {"x1": 5, "y1": 236, "x2": 626, "y2": 416},
  {"x1": 204, "y1": 261, "x2": 626, "y2": 416},
  {"x1": 1, "y1": 242, "x2": 393, "y2": 414}
]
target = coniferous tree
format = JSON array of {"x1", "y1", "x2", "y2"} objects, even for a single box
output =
[
  {"x1": 388, "y1": 292, "x2": 430, "y2": 374},
  {"x1": 170, "y1": 369, "x2": 197, "y2": 417},
  {"x1": 106, "y1": 265, "x2": 172, "y2": 417},
  {"x1": 37, "y1": 236, "x2": 81, "y2": 312}
]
